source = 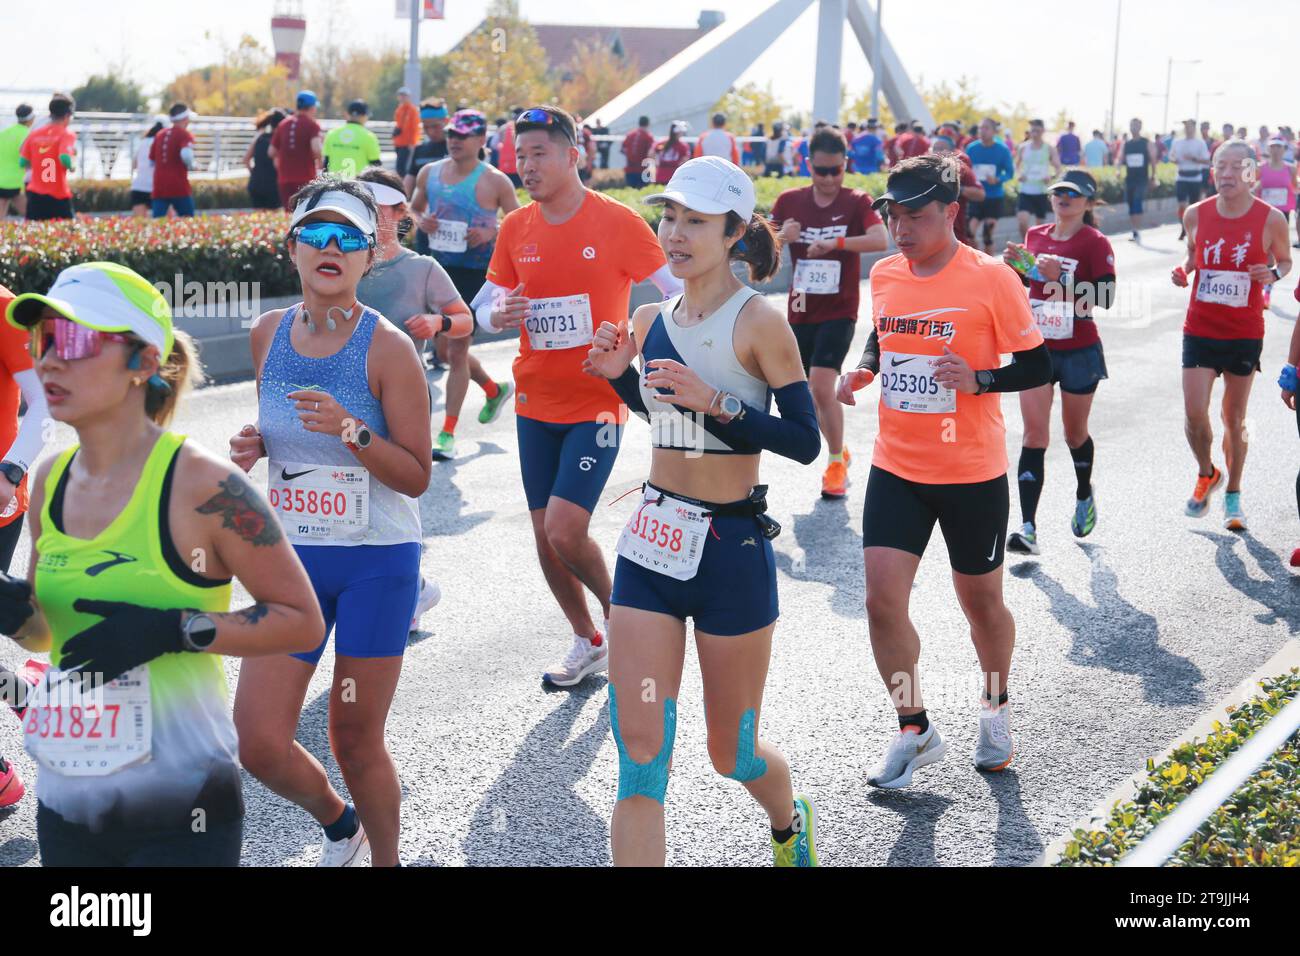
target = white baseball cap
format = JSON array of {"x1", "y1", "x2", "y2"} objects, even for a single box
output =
[
  {"x1": 289, "y1": 188, "x2": 378, "y2": 235},
  {"x1": 644, "y1": 156, "x2": 755, "y2": 221}
]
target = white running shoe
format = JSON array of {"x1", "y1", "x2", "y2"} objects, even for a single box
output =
[
  {"x1": 317, "y1": 822, "x2": 370, "y2": 867},
  {"x1": 409, "y1": 577, "x2": 442, "y2": 631},
  {"x1": 974, "y1": 702, "x2": 1014, "y2": 771},
  {"x1": 542, "y1": 633, "x2": 608, "y2": 688},
  {"x1": 867, "y1": 723, "x2": 947, "y2": 789}
]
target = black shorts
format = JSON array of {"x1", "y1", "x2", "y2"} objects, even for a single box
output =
[
  {"x1": 862, "y1": 465, "x2": 1009, "y2": 576},
  {"x1": 130, "y1": 189, "x2": 151, "y2": 207},
  {"x1": 792, "y1": 318, "x2": 856, "y2": 373},
  {"x1": 0, "y1": 187, "x2": 19, "y2": 199},
  {"x1": 1182, "y1": 334, "x2": 1263, "y2": 377},
  {"x1": 1049, "y1": 342, "x2": 1108, "y2": 394},
  {"x1": 25, "y1": 192, "x2": 73, "y2": 221},
  {"x1": 1125, "y1": 178, "x2": 1147, "y2": 214},
  {"x1": 1175, "y1": 179, "x2": 1203, "y2": 203},
  {"x1": 1016, "y1": 193, "x2": 1050, "y2": 217},
  {"x1": 969, "y1": 196, "x2": 1005, "y2": 221}
]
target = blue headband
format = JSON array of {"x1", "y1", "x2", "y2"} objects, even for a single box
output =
[{"x1": 420, "y1": 106, "x2": 448, "y2": 120}]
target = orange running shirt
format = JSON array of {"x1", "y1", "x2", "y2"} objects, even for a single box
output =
[
  {"x1": 486, "y1": 190, "x2": 667, "y2": 423},
  {"x1": 19, "y1": 123, "x2": 76, "y2": 200},
  {"x1": 0, "y1": 285, "x2": 33, "y2": 526},
  {"x1": 868, "y1": 242, "x2": 1043, "y2": 484}
]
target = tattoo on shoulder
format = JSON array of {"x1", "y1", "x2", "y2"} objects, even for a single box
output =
[
  {"x1": 234, "y1": 603, "x2": 270, "y2": 626},
  {"x1": 196, "y1": 474, "x2": 282, "y2": 546}
]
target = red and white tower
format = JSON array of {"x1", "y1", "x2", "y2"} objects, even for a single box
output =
[{"x1": 271, "y1": 0, "x2": 307, "y2": 80}]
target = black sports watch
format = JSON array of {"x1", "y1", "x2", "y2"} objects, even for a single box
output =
[
  {"x1": 0, "y1": 461, "x2": 24, "y2": 487},
  {"x1": 975, "y1": 370, "x2": 995, "y2": 395},
  {"x1": 1270, "y1": 265, "x2": 1283, "y2": 281},
  {"x1": 181, "y1": 612, "x2": 219, "y2": 653}
]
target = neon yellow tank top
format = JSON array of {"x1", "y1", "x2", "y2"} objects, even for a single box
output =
[{"x1": 32, "y1": 431, "x2": 242, "y2": 830}]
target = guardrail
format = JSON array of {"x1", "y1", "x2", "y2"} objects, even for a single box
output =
[{"x1": 1118, "y1": 694, "x2": 1300, "y2": 867}]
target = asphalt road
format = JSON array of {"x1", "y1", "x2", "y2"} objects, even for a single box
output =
[{"x1": 3, "y1": 221, "x2": 1298, "y2": 866}]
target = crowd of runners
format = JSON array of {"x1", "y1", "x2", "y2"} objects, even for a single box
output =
[{"x1": 0, "y1": 89, "x2": 1297, "y2": 868}]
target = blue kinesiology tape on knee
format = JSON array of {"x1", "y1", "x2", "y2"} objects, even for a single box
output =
[
  {"x1": 609, "y1": 683, "x2": 677, "y2": 804},
  {"x1": 725, "y1": 707, "x2": 768, "y2": 782}
]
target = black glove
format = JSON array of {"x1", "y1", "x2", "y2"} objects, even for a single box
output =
[
  {"x1": 0, "y1": 570, "x2": 34, "y2": 636},
  {"x1": 59, "y1": 600, "x2": 185, "y2": 687}
]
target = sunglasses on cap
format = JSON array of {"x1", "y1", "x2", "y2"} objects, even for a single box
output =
[
  {"x1": 292, "y1": 221, "x2": 374, "y2": 253},
  {"x1": 32, "y1": 316, "x2": 136, "y2": 361},
  {"x1": 515, "y1": 108, "x2": 575, "y2": 142},
  {"x1": 812, "y1": 165, "x2": 844, "y2": 176}
]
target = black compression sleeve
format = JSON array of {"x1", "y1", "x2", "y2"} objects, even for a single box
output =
[
  {"x1": 703, "y1": 381, "x2": 821, "y2": 464},
  {"x1": 984, "y1": 343, "x2": 1052, "y2": 393},
  {"x1": 855, "y1": 328, "x2": 881, "y2": 374},
  {"x1": 1071, "y1": 273, "x2": 1117, "y2": 311},
  {"x1": 609, "y1": 365, "x2": 649, "y2": 420}
]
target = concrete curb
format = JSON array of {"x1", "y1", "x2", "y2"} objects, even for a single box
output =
[{"x1": 1036, "y1": 638, "x2": 1300, "y2": 866}]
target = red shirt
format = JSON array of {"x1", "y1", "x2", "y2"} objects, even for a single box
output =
[
  {"x1": 19, "y1": 122, "x2": 76, "y2": 199},
  {"x1": 770, "y1": 186, "x2": 881, "y2": 325},
  {"x1": 0, "y1": 285, "x2": 32, "y2": 526},
  {"x1": 654, "y1": 139, "x2": 690, "y2": 184},
  {"x1": 1185, "y1": 197, "x2": 1273, "y2": 340},
  {"x1": 150, "y1": 125, "x2": 194, "y2": 198},
  {"x1": 1024, "y1": 222, "x2": 1116, "y2": 350},
  {"x1": 621, "y1": 128, "x2": 654, "y2": 173},
  {"x1": 894, "y1": 132, "x2": 931, "y2": 161},
  {"x1": 271, "y1": 113, "x2": 321, "y2": 183},
  {"x1": 497, "y1": 122, "x2": 517, "y2": 175}
]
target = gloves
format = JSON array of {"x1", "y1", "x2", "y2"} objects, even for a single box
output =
[
  {"x1": 1279, "y1": 364, "x2": 1298, "y2": 393},
  {"x1": 59, "y1": 600, "x2": 185, "y2": 687},
  {"x1": 0, "y1": 570, "x2": 34, "y2": 636}
]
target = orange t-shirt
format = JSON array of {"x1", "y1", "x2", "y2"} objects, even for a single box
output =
[
  {"x1": 486, "y1": 190, "x2": 668, "y2": 424},
  {"x1": 393, "y1": 102, "x2": 421, "y2": 148},
  {"x1": 19, "y1": 122, "x2": 76, "y2": 200},
  {"x1": 0, "y1": 284, "x2": 33, "y2": 526},
  {"x1": 868, "y1": 243, "x2": 1043, "y2": 485}
]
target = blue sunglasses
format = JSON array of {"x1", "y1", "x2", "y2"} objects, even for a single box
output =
[{"x1": 293, "y1": 221, "x2": 374, "y2": 253}]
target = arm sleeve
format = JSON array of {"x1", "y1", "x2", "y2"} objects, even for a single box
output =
[
  {"x1": 701, "y1": 381, "x2": 821, "y2": 465},
  {"x1": 647, "y1": 264, "x2": 683, "y2": 299},
  {"x1": 471, "y1": 281, "x2": 511, "y2": 333},
  {"x1": 985, "y1": 343, "x2": 1052, "y2": 393},
  {"x1": 608, "y1": 365, "x2": 649, "y2": 420},
  {"x1": 854, "y1": 327, "x2": 881, "y2": 374},
  {"x1": 1073, "y1": 274, "x2": 1116, "y2": 311},
  {"x1": 3, "y1": 369, "x2": 48, "y2": 472}
]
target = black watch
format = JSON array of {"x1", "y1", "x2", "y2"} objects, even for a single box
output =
[
  {"x1": 0, "y1": 461, "x2": 24, "y2": 487},
  {"x1": 181, "y1": 612, "x2": 219, "y2": 653},
  {"x1": 975, "y1": 370, "x2": 995, "y2": 395},
  {"x1": 1270, "y1": 265, "x2": 1283, "y2": 281}
]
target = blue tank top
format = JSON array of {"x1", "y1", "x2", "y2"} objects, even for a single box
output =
[
  {"x1": 424, "y1": 159, "x2": 495, "y2": 269},
  {"x1": 259, "y1": 304, "x2": 421, "y2": 547}
]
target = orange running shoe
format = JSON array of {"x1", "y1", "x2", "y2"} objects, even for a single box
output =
[
  {"x1": 842, "y1": 445, "x2": 852, "y2": 467},
  {"x1": 1290, "y1": 547, "x2": 1300, "y2": 568},
  {"x1": 1185, "y1": 465, "x2": 1223, "y2": 517},
  {"x1": 0, "y1": 756, "x2": 24, "y2": 808},
  {"x1": 821, "y1": 460, "x2": 848, "y2": 499}
]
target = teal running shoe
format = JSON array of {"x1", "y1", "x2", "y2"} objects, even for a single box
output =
[
  {"x1": 1223, "y1": 491, "x2": 1247, "y2": 531},
  {"x1": 431, "y1": 431, "x2": 456, "y2": 461},
  {"x1": 478, "y1": 381, "x2": 513, "y2": 425},
  {"x1": 772, "y1": 795, "x2": 819, "y2": 867},
  {"x1": 1007, "y1": 523, "x2": 1039, "y2": 555},
  {"x1": 1071, "y1": 491, "x2": 1097, "y2": 537}
]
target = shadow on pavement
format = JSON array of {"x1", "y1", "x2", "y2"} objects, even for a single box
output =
[
  {"x1": 0, "y1": 833, "x2": 38, "y2": 866},
  {"x1": 867, "y1": 789, "x2": 954, "y2": 866},
  {"x1": 1010, "y1": 542, "x2": 1204, "y2": 707},
  {"x1": 1190, "y1": 529, "x2": 1300, "y2": 634},
  {"x1": 774, "y1": 497, "x2": 866, "y2": 620},
  {"x1": 418, "y1": 441, "x2": 505, "y2": 538},
  {"x1": 463, "y1": 683, "x2": 610, "y2": 866},
  {"x1": 980, "y1": 768, "x2": 1043, "y2": 866}
]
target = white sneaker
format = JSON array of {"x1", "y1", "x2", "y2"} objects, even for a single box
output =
[
  {"x1": 542, "y1": 633, "x2": 608, "y2": 688},
  {"x1": 867, "y1": 723, "x2": 947, "y2": 789},
  {"x1": 409, "y1": 577, "x2": 442, "y2": 631},
  {"x1": 316, "y1": 822, "x2": 370, "y2": 867},
  {"x1": 974, "y1": 701, "x2": 1014, "y2": 771}
]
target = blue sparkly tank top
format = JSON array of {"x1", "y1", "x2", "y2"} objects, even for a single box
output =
[{"x1": 259, "y1": 304, "x2": 422, "y2": 547}]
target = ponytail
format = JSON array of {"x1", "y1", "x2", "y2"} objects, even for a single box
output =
[
  {"x1": 145, "y1": 330, "x2": 203, "y2": 427},
  {"x1": 1083, "y1": 207, "x2": 1097, "y2": 228},
  {"x1": 726, "y1": 212, "x2": 780, "y2": 281}
]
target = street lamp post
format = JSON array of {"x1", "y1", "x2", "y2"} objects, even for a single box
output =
[
  {"x1": 1107, "y1": 0, "x2": 1121, "y2": 139},
  {"x1": 1162, "y1": 57, "x2": 1200, "y2": 131},
  {"x1": 869, "y1": 0, "x2": 883, "y2": 122}
]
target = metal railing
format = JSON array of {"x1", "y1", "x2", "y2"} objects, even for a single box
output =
[{"x1": 1118, "y1": 693, "x2": 1300, "y2": 866}]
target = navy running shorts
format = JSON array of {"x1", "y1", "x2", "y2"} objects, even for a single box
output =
[
  {"x1": 1049, "y1": 342, "x2": 1108, "y2": 395},
  {"x1": 517, "y1": 416, "x2": 621, "y2": 513}
]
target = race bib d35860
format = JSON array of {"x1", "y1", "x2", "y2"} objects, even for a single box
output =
[{"x1": 269, "y1": 460, "x2": 369, "y2": 541}]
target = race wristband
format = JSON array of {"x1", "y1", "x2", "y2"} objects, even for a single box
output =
[
  {"x1": 1280, "y1": 364, "x2": 1298, "y2": 392},
  {"x1": 836, "y1": 236, "x2": 846, "y2": 251}
]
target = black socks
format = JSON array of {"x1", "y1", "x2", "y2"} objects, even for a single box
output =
[
  {"x1": 1017, "y1": 447, "x2": 1046, "y2": 526},
  {"x1": 1070, "y1": 436, "x2": 1095, "y2": 501},
  {"x1": 983, "y1": 690, "x2": 1009, "y2": 707},
  {"x1": 899, "y1": 710, "x2": 929, "y2": 734}
]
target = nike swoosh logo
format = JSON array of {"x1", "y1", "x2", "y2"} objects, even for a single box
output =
[
  {"x1": 986, "y1": 537, "x2": 999, "y2": 562},
  {"x1": 84, "y1": 551, "x2": 138, "y2": 577},
  {"x1": 831, "y1": 215, "x2": 845, "y2": 221},
  {"x1": 280, "y1": 467, "x2": 317, "y2": 481},
  {"x1": 891, "y1": 356, "x2": 918, "y2": 367}
]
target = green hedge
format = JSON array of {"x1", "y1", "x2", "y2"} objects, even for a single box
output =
[
  {"x1": 69, "y1": 178, "x2": 258, "y2": 213},
  {"x1": 1056, "y1": 668, "x2": 1300, "y2": 866}
]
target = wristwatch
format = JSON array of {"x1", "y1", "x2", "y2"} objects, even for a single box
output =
[
  {"x1": 344, "y1": 422, "x2": 373, "y2": 452},
  {"x1": 717, "y1": 393, "x2": 745, "y2": 423},
  {"x1": 1270, "y1": 265, "x2": 1283, "y2": 281},
  {"x1": 0, "y1": 461, "x2": 24, "y2": 487},
  {"x1": 181, "y1": 612, "x2": 219, "y2": 653},
  {"x1": 975, "y1": 370, "x2": 995, "y2": 395}
]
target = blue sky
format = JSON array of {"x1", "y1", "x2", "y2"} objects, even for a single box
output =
[{"x1": 0, "y1": 0, "x2": 1288, "y2": 132}]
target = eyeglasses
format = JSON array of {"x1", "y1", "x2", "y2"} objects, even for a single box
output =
[
  {"x1": 292, "y1": 221, "x2": 374, "y2": 253},
  {"x1": 812, "y1": 165, "x2": 844, "y2": 177},
  {"x1": 32, "y1": 316, "x2": 135, "y2": 361}
]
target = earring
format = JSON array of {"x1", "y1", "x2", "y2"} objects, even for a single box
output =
[{"x1": 132, "y1": 378, "x2": 142, "y2": 387}]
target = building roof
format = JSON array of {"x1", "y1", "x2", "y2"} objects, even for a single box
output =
[{"x1": 530, "y1": 24, "x2": 709, "y2": 76}]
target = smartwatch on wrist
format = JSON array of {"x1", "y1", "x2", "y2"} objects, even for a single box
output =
[
  {"x1": 181, "y1": 612, "x2": 218, "y2": 653},
  {"x1": 1270, "y1": 265, "x2": 1283, "y2": 281},
  {"x1": 975, "y1": 370, "x2": 995, "y2": 395},
  {"x1": 0, "y1": 461, "x2": 25, "y2": 487},
  {"x1": 344, "y1": 422, "x2": 373, "y2": 452},
  {"x1": 717, "y1": 393, "x2": 745, "y2": 422}
]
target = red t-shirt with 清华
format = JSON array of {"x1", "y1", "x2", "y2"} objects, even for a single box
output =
[
  {"x1": 150, "y1": 125, "x2": 194, "y2": 198},
  {"x1": 770, "y1": 185, "x2": 881, "y2": 324},
  {"x1": 1184, "y1": 196, "x2": 1273, "y2": 340},
  {"x1": 19, "y1": 122, "x2": 76, "y2": 200},
  {"x1": 271, "y1": 113, "x2": 322, "y2": 184}
]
